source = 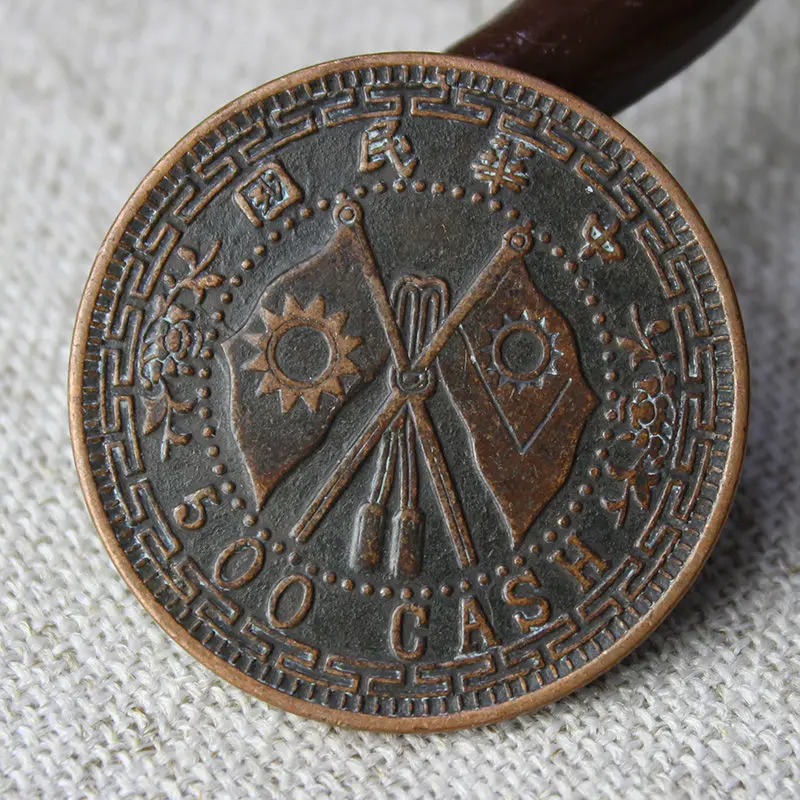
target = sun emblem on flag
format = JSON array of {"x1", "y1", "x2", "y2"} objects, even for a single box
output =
[
  {"x1": 484, "y1": 311, "x2": 563, "y2": 390},
  {"x1": 243, "y1": 295, "x2": 362, "y2": 412},
  {"x1": 224, "y1": 198, "x2": 597, "y2": 555}
]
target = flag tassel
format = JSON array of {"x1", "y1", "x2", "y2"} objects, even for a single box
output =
[
  {"x1": 350, "y1": 414, "x2": 401, "y2": 571},
  {"x1": 391, "y1": 413, "x2": 423, "y2": 578}
]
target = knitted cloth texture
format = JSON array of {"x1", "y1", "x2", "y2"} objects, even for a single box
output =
[{"x1": 0, "y1": 1, "x2": 798, "y2": 797}]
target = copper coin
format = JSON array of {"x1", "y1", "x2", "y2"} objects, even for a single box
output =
[{"x1": 69, "y1": 54, "x2": 748, "y2": 731}]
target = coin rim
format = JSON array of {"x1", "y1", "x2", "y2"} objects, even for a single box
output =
[{"x1": 68, "y1": 51, "x2": 749, "y2": 733}]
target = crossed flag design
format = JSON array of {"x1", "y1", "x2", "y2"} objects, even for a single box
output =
[{"x1": 223, "y1": 198, "x2": 597, "y2": 574}]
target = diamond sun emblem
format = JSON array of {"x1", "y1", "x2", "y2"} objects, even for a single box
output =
[
  {"x1": 484, "y1": 311, "x2": 563, "y2": 391},
  {"x1": 244, "y1": 295, "x2": 362, "y2": 412}
]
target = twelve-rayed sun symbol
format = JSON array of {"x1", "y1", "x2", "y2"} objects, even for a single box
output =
[
  {"x1": 244, "y1": 295, "x2": 362, "y2": 412},
  {"x1": 484, "y1": 311, "x2": 562, "y2": 391}
]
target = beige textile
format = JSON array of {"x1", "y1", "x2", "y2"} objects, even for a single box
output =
[{"x1": 1, "y1": 1, "x2": 798, "y2": 797}]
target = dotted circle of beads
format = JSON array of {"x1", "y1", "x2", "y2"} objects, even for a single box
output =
[{"x1": 196, "y1": 178, "x2": 618, "y2": 598}]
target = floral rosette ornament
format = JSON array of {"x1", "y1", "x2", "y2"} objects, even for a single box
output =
[
  {"x1": 141, "y1": 302, "x2": 203, "y2": 386},
  {"x1": 603, "y1": 305, "x2": 678, "y2": 527},
  {"x1": 69, "y1": 54, "x2": 748, "y2": 732},
  {"x1": 137, "y1": 241, "x2": 223, "y2": 460}
]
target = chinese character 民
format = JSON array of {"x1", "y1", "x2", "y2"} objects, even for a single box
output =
[{"x1": 358, "y1": 119, "x2": 418, "y2": 179}]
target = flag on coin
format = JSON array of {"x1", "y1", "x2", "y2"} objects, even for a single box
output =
[
  {"x1": 437, "y1": 256, "x2": 598, "y2": 546},
  {"x1": 222, "y1": 213, "x2": 391, "y2": 507}
]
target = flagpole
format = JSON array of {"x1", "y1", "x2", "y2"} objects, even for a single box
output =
[
  {"x1": 413, "y1": 227, "x2": 533, "y2": 372},
  {"x1": 292, "y1": 390, "x2": 407, "y2": 543},
  {"x1": 407, "y1": 396, "x2": 477, "y2": 568},
  {"x1": 292, "y1": 223, "x2": 534, "y2": 558}
]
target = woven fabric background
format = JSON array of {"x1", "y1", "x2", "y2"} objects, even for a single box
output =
[{"x1": 1, "y1": 1, "x2": 798, "y2": 797}]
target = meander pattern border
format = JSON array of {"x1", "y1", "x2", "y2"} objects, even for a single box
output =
[{"x1": 73, "y1": 57, "x2": 740, "y2": 724}]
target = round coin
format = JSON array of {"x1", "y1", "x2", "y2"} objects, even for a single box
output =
[{"x1": 69, "y1": 53, "x2": 748, "y2": 731}]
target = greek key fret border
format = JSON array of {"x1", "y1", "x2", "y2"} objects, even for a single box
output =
[{"x1": 79, "y1": 63, "x2": 735, "y2": 715}]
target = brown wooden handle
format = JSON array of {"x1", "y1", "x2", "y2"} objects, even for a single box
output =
[{"x1": 448, "y1": 0, "x2": 758, "y2": 116}]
